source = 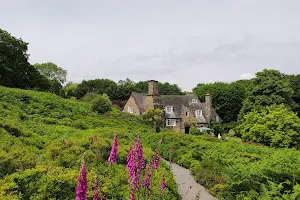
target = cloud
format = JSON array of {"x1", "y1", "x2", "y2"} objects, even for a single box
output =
[{"x1": 1, "y1": 0, "x2": 300, "y2": 91}]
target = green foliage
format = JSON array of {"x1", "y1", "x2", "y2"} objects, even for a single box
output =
[
  {"x1": 91, "y1": 94, "x2": 112, "y2": 114},
  {"x1": 210, "y1": 120, "x2": 224, "y2": 134},
  {"x1": 190, "y1": 126, "x2": 201, "y2": 135},
  {"x1": 193, "y1": 81, "x2": 247, "y2": 123},
  {"x1": 0, "y1": 86, "x2": 178, "y2": 199},
  {"x1": 288, "y1": 74, "x2": 300, "y2": 117},
  {"x1": 135, "y1": 81, "x2": 182, "y2": 95},
  {"x1": 81, "y1": 92, "x2": 99, "y2": 102},
  {"x1": 239, "y1": 69, "x2": 297, "y2": 118},
  {"x1": 237, "y1": 104, "x2": 300, "y2": 148},
  {"x1": 60, "y1": 82, "x2": 78, "y2": 98},
  {"x1": 144, "y1": 131, "x2": 300, "y2": 199},
  {"x1": 34, "y1": 62, "x2": 67, "y2": 94},
  {"x1": 0, "y1": 29, "x2": 49, "y2": 90},
  {"x1": 143, "y1": 107, "x2": 163, "y2": 133},
  {"x1": 75, "y1": 79, "x2": 118, "y2": 100}
]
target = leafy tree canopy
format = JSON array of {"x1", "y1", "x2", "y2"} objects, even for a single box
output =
[
  {"x1": 34, "y1": 62, "x2": 67, "y2": 84},
  {"x1": 75, "y1": 79, "x2": 118, "y2": 100},
  {"x1": 288, "y1": 74, "x2": 300, "y2": 117},
  {"x1": 135, "y1": 81, "x2": 182, "y2": 95},
  {"x1": 0, "y1": 29, "x2": 48, "y2": 90},
  {"x1": 193, "y1": 81, "x2": 247, "y2": 123},
  {"x1": 237, "y1": 104, "x2": 300, "y2": 148},
  {"x1": 239, "y1": 69, "x2": 297, "y2": 118}
]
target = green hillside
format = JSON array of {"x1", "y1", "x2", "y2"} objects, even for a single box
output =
[
  {"x1": 0, "y1": 86, "x2": 178, "y2": 199},
  {"x1": 1, "y1": 86, "x2": 300, "y2": 200}
]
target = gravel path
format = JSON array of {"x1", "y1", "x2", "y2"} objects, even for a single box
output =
[{"x1": 166, "y1": 161, "x2": 218, "y2": 200}]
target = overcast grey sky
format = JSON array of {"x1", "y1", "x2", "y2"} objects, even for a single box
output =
[{"x1": 1, "y1": 0, "x2": 300, "y2": 91}]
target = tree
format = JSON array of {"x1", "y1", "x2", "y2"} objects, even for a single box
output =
[
  {"x1": 59, "y1": 82, "x2": 78, "y2": 98},
  {"x1": 134, "y1": 81, "x2": 182, "y2": 95},
  {"x1": 143, "y1": 107, "x2": 163, "y2": 133},
  {"x1": 288, "y1": 74, "x2": 300, "y2": 117},
  {"x1": 116, "y1": 78, "x2": 136, "y2": 101},
  {"x1": 34, "y1": 62, "x2": 67, "y2": 94},
  {"x1": 91, "y1": 94, "x2": 112, "y2": 114},
  {"x1": 237, "y1": 104, "x2": 300, "y2": 148},
  {"x1": 239, "y1": 69, "x2": 297, "y2": 118},
  {"x1": 193, "y1": 81, "x2": 247, "y2": 123},
  {"x1": 75, "y1": 79, "x2": 118, "y2": 100},
  {"x1": 0, "y1": 29, "x2": 48, "y2": 90}
]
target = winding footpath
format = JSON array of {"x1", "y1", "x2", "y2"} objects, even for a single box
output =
[{"x1": 166, "y1": 161, "x2": 218, "y2": 200}]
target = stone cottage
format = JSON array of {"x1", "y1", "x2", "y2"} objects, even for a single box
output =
[{"x1": 123, "y1": 80, "x2": 221, "y2": 133}]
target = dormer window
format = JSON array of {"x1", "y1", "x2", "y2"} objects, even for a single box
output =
[
  {"x1": 128, "y1": 106, "x2": 134, "y2": 113},
  {"x1": 166, "y1": 106, "x2": 173, "y2": 113},
  {"x1": 195, "y1": 110, "x2": 202, "y2": 117},
  {"x1": 192, "y1": 99, "x2": 197, "y2": 103}
]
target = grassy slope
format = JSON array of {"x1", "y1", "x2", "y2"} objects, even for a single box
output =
[{"x1": 0, "y1": 86, "x2": 179, "y2": 200}]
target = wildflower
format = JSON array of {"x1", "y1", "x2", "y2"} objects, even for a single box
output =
[
  {"x1": 108, "y1": 134, "x2": 118, "y2": 163},
  {"x1": 142, "y1": 166, "x2": 152, "y2": 196},
  {"x1": 135, "y1": 138, "x2": 145, "y2": 169},
  {"x1": 127, "y1": 145, "x2": 135, "y2": 183},
  {"x1": 76, "y1": 163, "x2": 88, "y2": 200},
  {"x1": 93, "y1": 176, "x2": 99, "y2": 200},
  {"x1": 152, "y1": 150, "x2": 160, "y2": 169}
]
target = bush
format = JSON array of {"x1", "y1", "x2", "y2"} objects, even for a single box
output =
[
  {"x1": 81, "y1": 92, "x2": 98, "y2": 102},
  {"x1": 190, "y1": 126, "x2": 201, "y2": 135},
  {"x1": 91, "y1": 94, "x2": 112, "y2": 114},
  {"x1": 237, "y1": 104, "x2": 300, "y2": 148}
]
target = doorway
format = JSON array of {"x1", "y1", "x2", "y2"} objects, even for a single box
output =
[{"x1": 185, "y1": 126, "x2": 190, "y2": 134}]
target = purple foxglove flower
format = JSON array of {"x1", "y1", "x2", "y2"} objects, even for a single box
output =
[
  {"x1": 93, "y1": 176, "x2": 99, "y2": 200},
  {"x1": 76, "y1": 163, "x2": 88, "y2": 200},
  {"x1": 108, "y1": 135, "x2": 118, "y2": 163}
]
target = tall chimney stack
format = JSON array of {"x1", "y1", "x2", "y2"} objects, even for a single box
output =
[
  {"x1": 205, "y1": 92, "x2": 212, "y2": 122},
  {"x1": 148, "y1": 80, "x2": 158, "y2": 96},
  {"x1": 146, "y1": 80, "x2": 162, "y2": 109}
]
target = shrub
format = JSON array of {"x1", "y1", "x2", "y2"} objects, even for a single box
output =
[
  {"x1": 91, "y1": 94, "x2": 112, "y2": 114},
  {"x1": 190, "y1": 126, "x2": 201, "y2": 135},
  {"x1": 81, "y1": 92, "x2": 98, "y2": 102},
  {"x1": 237, "y1": 104, "x2": 300, "y2": 148}
]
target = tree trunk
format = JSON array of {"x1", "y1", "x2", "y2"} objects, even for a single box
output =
[{"x1": 153, "y1": 119, "x2": 156, "y2": 133}]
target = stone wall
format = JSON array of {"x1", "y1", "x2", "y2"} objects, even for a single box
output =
[{"x1": 123, "y1": 96, "x2": 141, "y2": 115}]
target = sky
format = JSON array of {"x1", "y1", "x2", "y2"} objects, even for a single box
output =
[{"x1": 1, "y1": 0, "x2": 300, "y2": 91}]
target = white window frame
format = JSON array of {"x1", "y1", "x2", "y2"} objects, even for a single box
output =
[
  {"x1": 195, "y1": 110, "x2": 202, "y2": 117},
  {"x1": 165, "y1": 106, "x2": 173, "y2": 113},
  {"x1": 128, "y1": 106, "x2": 134, "y2": 113},
  {"x1": 186, "y1": 112, "x2": 189, "y2": 117},
  {"x1": 192, "y1": 99, "x2": 197, "y2": 103},
  {"x1": 166, "y1": 119, "x2": 176, "y2": 126}
]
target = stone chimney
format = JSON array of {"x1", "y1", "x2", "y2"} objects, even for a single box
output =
[
  {"x1": 146, "y1": 80, "x2": 162, "y2": 109},
  {"x1": 205, "y1": 92, "x2": 212, "y2": 122},
  {"x1": 148, "y1": 80, "x2": 159, "y2": 96}
]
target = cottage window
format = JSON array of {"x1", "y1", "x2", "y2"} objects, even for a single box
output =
[
  {"x1": 195, "y1": 110, "x2": 202, "y2": 117},
  {"x1": 186, "y1": 112, "x2": 189, "y2": 117},
  {"x1": 192, "y1": 99, "x2": 197, "y2": 103},
  {"x1": 166, "y1": 119, "x2": 176, "y2": 126},
  {"x1": 166, "y1": 106, "x2": 173, "y2": 113},
  {"x1": 128, "y1": 106, "x2": 134, "y2": 113}
]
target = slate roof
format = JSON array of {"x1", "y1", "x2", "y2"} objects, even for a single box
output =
[{"x1": 131, "y1": 92, "x2": 221, "y2": 123}]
